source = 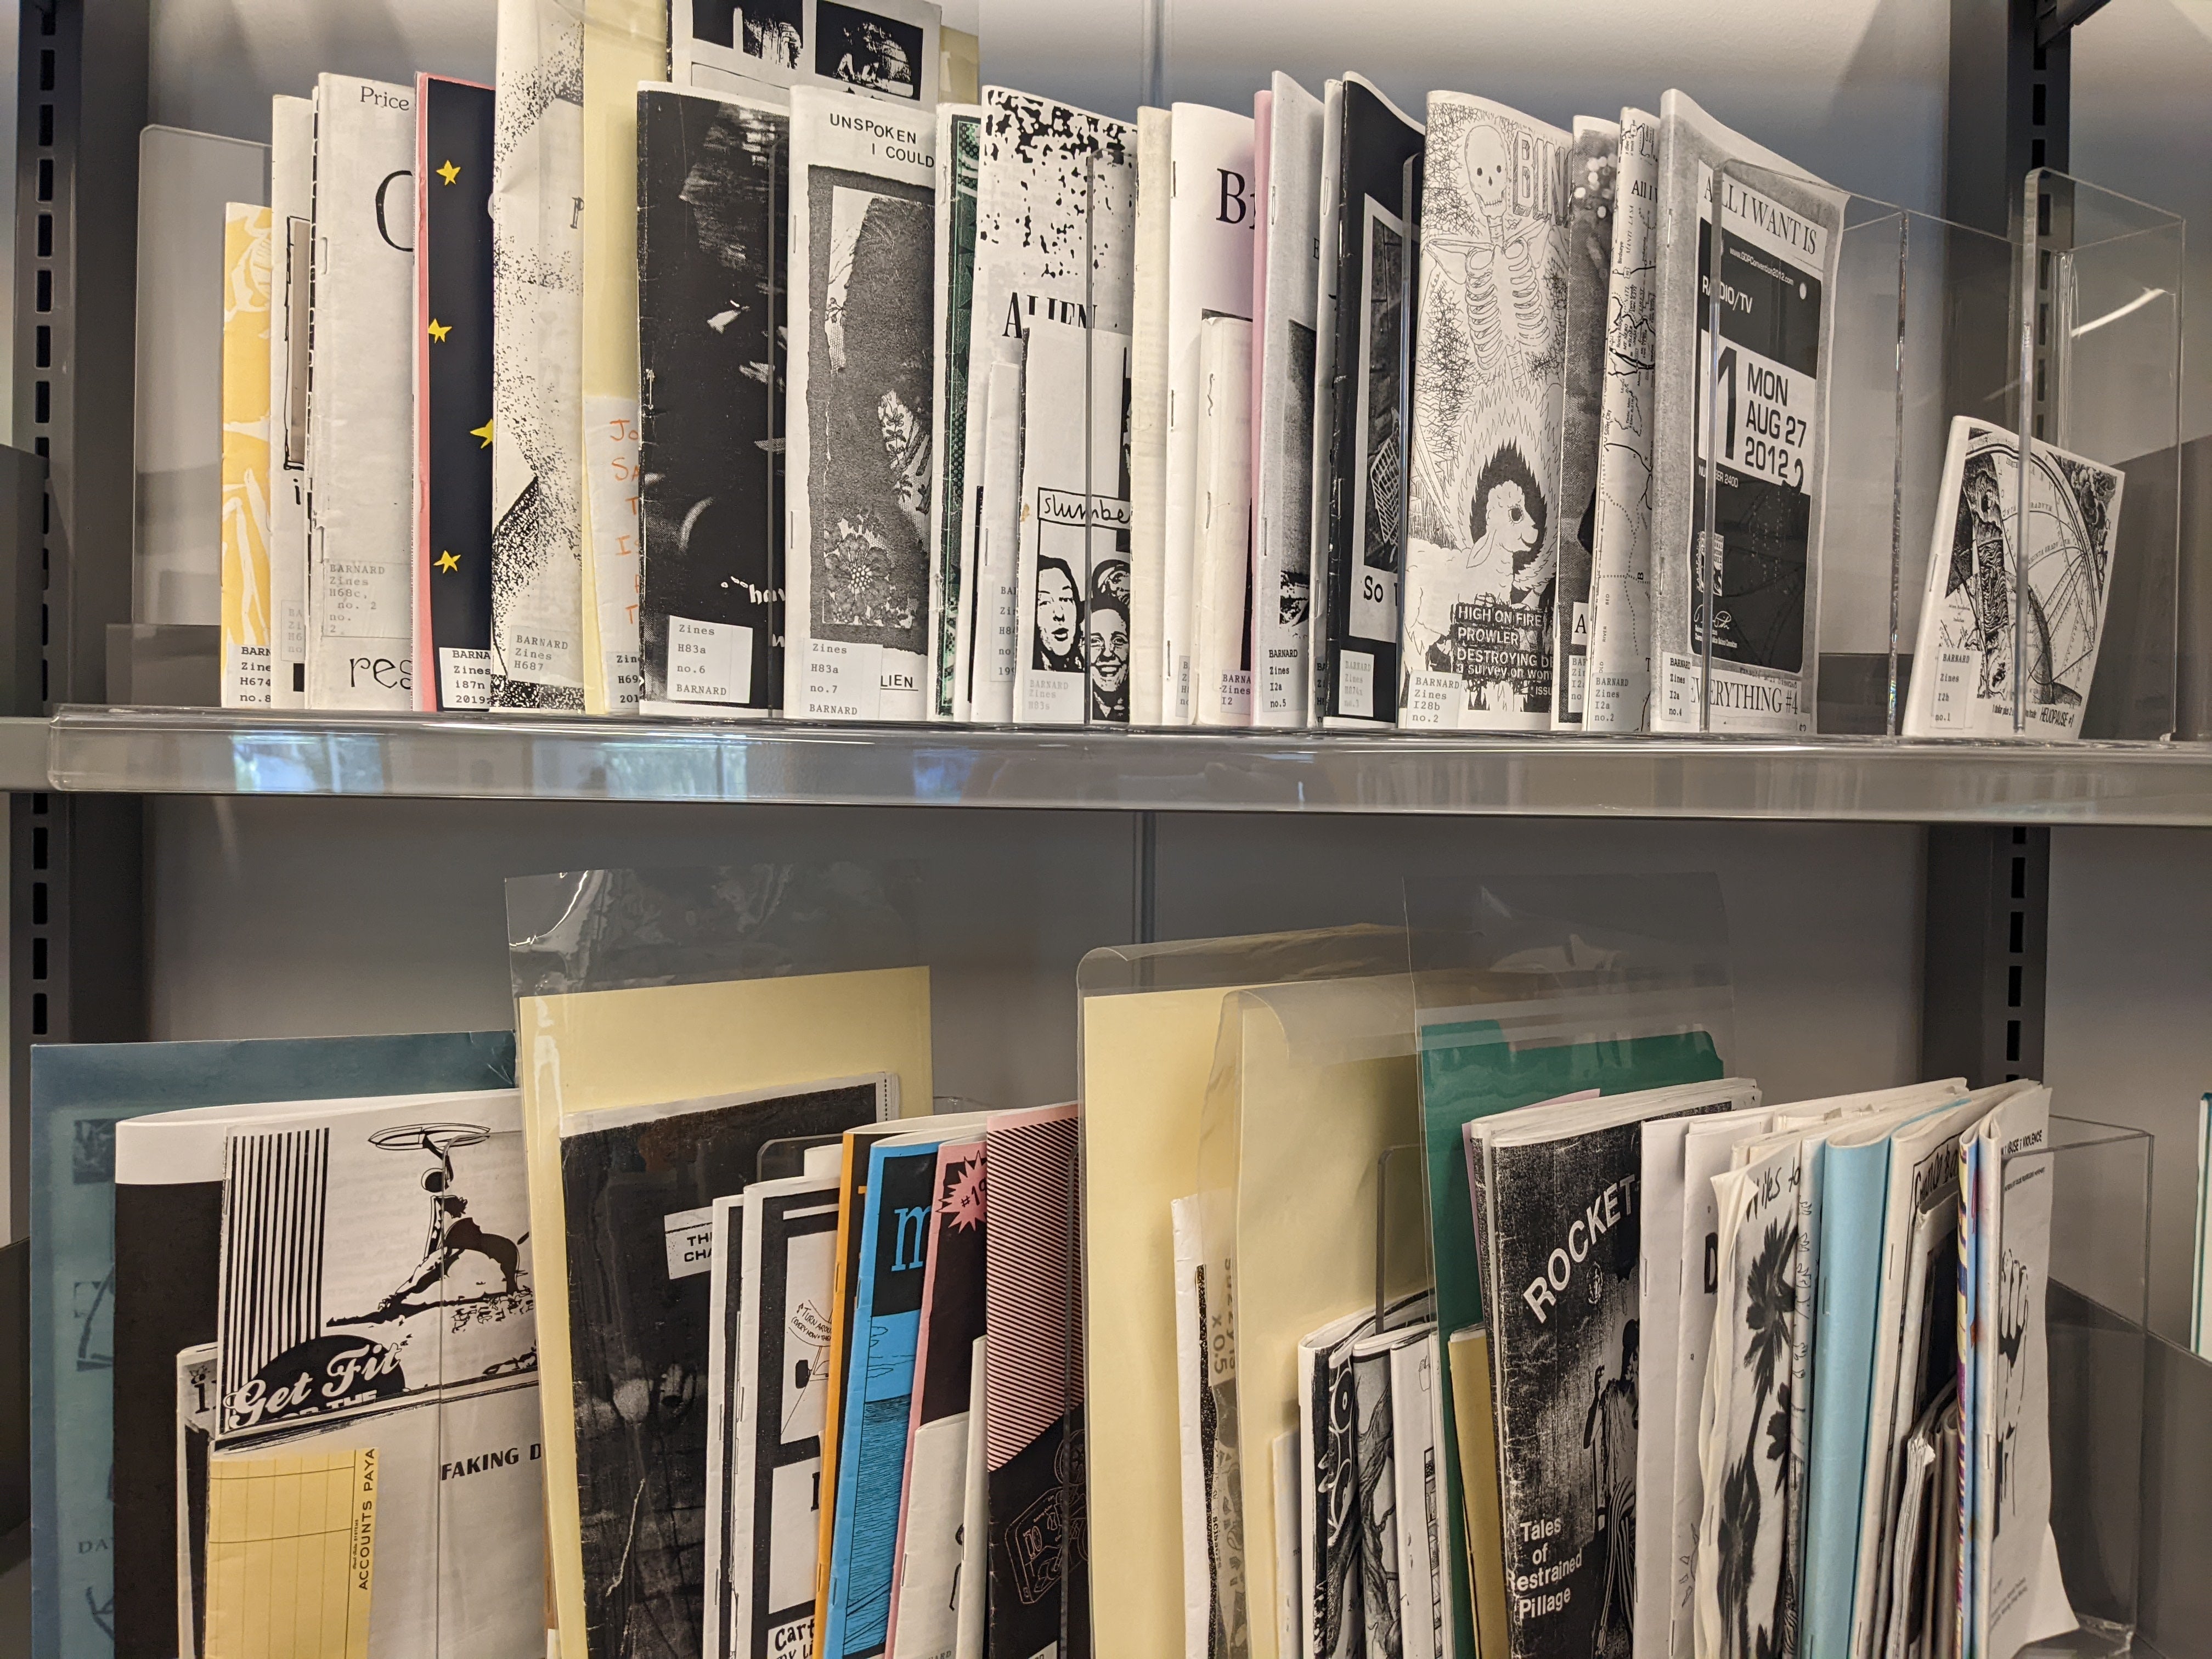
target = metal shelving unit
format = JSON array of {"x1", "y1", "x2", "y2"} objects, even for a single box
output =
[{"x1": 5, "y1": 0, "x2": 2207, "y2": 1654}]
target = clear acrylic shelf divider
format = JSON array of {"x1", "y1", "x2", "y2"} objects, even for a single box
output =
[
  {"x1": 1695, "y1": 160, "x2": 2017, "y2": 738},
  {"x1": 2029, "y1": 1118, "x2": 2154, "y2": 1658},
  {"x1": 2018, "y1": 171, "x2": 2185, "y2": 744}
]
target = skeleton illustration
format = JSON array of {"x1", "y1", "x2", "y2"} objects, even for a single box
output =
[{"x1": 1447, "y1": 120, "x2": 1554, "y2": 382}]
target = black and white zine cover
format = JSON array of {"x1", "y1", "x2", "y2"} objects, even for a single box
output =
[
  {"x1": 961, "y1": 88, "x2": 1135, "y2": 723},
  {"x1": 212, "y1": 1094, "x2": 535, "y2": 1440},
  {"x1": 635, "y1": 85, "x2": 789, "y2": 717},
  {"x1": 304, "y1": 74, "x2": 419, "y2": 710},
  {"x1": 1584, "y1": 108, "x2": 1661, "y2": 735},
  {"x1": 1161, "y1": 102, "x2": 1256, "y2": 728},
  {"x1": 1650, "y1": 91, "x2": 1841, "y2": 735},
  {"x1": 1693, "y1": 1138, "x2": 1804, "y2": 1659},
  {"x1": 556, "y1": 1077, "x2": 889, "y2": 1659},
  {"x1": 1550, "y1": 117, "x2": 1622, "y2": 730},
  {"x1": 672, "y1": 0, "x2": 941, "y2": 111},
  {"x1": 1012, "y1": 317, "x2": 1132, "y2": 726},
  {"x1": 783, "y1": 88, "x2": 938, "y2": 721},
  {"x1": 1400, "y1": 93, "x2": 1573, "y2": 733},
  {"x1": 732, "y1": 1175, "x2": 843, "y2": 1659},
  {"x1": 1486, "y1": 1110, "x2": 1701, "y2": 1659},
  {"x1": 1310, "y1": 75, "x2": 1422, "y2": 727},
  {"x1": 1252, "y1": 76, "x2": 1324, "y2": 727},
  {"x1": 489, "y1": 0, "x2": 587, "y2": 709},
  {"x1": 928, "y1": 103, "x2": 984, "y2": 719},
  {"x1": 268, "y1": 94, "x2": 313, "y2": 708},
  {"x1": 1302, "y1": 1308, "x2": 1374, "y2": 1659},
  {"x1": 1189, "y1": 314, "x2": 1252, "y2": 727},
  {"x1": 1901, "y1": 417, "x2": 2123, "y2": 740}
]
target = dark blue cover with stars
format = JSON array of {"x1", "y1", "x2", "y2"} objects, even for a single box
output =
[{"x1": 416, "y1": 74, "x2": 496, "y2": 708}]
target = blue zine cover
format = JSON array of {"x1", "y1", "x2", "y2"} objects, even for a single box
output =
[
  {"x1": 27, "y1": 1030, "x2": 514, "y2": 1659},
  {"x1": 1799, "y1": 1135, "x2": 1895, "y2": 1659},
  {"x1": 822, "y1": 1136, "x2": 946, "y2": 1659}
]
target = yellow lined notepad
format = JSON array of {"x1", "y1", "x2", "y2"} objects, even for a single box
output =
[{"x1": 204, "y1": 1448, "x2": 377, "y2": 1659}]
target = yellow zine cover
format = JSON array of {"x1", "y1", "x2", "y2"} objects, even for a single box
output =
[{"x1": 220, "y1": 203, "x2": 275, "y2": 707}]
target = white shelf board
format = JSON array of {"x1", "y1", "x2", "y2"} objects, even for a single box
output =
[{"x1": 32, "y1": 705, "x2": 2212, "y2": 824}]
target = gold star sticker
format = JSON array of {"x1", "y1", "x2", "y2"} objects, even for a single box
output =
[
  {"x1": 427, "y1": 319, "x2": 452, "y2": 343},
  {"x1": 436, "y1": 159, "x2": 461, "y2": 186},
  {"x1": 470, "y1": 416, "x2": 494, "y2": 448},
  {"x1": 435, "y1": 550, "x2": 461, "y2": 574}
]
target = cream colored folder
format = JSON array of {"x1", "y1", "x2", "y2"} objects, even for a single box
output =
[
  {"x1": 518, "y1": 966, "x2": 932, "y2": 1650},
  {"x1": 1199, "y1": 973, "x2": 1427, "y2": 1659},
  {"x1": 1077, "y1": 926, "x2": 1403, "y2": 1659}
]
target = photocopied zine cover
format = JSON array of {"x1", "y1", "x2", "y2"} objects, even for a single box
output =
[
  {"x1": 706, "y1": 1191, "x2": 748, "y2": 1659},
  {"x1": 1171, "y1": 1195, "x2": 1223, "y2": 1659},
  {"x1": 1631, "y1": 1097, "x2": 1768, "y2": 1659},
  {"x1": 202, "y1": 1374, "x2": 545, "y2": 1659},
  {"x1": 264, "y1": 97, "x2": 313, "y2": 709},
  {"x1": 1584, "y1": 108, "x2": 1660, "y2": 733},
  {"x1": 218, "y1": 204, "x2": 274, "y2": 708},
  {"x1": 1192, "y1": 314, "x2": 1254, "y2": 726},
  {"x1": 672, "y1": 0, "x2": 941, "y2": 110},
  {"x1": 730, "y1": 1172, "x2": 843, "y2": 1659},
  {"x1": 821, "y1": 1131, "x2": 952, "y2": 1658},
  {"x1": 783, "y1": 88, "x2": 937, "y2": 721},
  {"x1": 558, "y1": 1077, "x2": 893, "y2": 1659},
  {"x1": 414, "y1": 75, "x2": 498, "y2": 712},
  {"x1": 1130, "y1": 106, "x2": 1173, "y2": 726},
  {"x1": 1651, "y1": 91, "x2": 1841, "y2": 735},
  {"x1": 1301, "y1": 1305, "x2": 1378, "y2": 1659},
  {"x1": 576, "y1": 0, "x2": 667, "y2": 719},
  {"x1": 1012, "y1": 317, "x2": 1133, "y2": 725},
  {"x1": 202, "y1": 1094, "x2": 546, "y2": 1659},
  {"x1": 976, "y1": 334, "x2": 1026, "y2": 719},
  {"x1": 961, "y1": 89, "x2": 1136, "y2": 723},
  {"x1": 175, "y1": 1345, "x2": 216, "y2": 1657},
  {"x1": 1694, "y1": 1133, "x2": 1805, "y2": 1659},
  {"x1": 1968, "y1": 1088, "x2": 2070, "y2": 1659},
  {"x1": 1350, "y1": 1325, "x2": 1417, "y2": 1659},
  {"x1": 1901, "y1": 417, "x2": 2124, "y2": 740},
  {"x1": 1161, "y1": 102, "x2": 1256, "y2": 726},
  {"x1": 211, "y1": 1094, "x2": 536, "y2": 1441},
  {"x1": 489, "y1": 0, "x2": 587, "y2": 710},
  {"x1": 1311, "y1": 75, "x2": 1421, "y2": 727},
  {"x1": 1550, "y1": 118, "x2": 1621, "y2": 729},
  {"x1": 304, "y1": 74, "x2": 418, "y2": 709},
  {"x1": 635, "y1": 83, "x2": 790, "y2": 718},
  {"x1": 984, "y1": 1104, "x2": 1083, "y2": 1659},
  {"x1": 1248, "y1": 88, "x2": 1273, "y2": 725},
  {"x1": 928, "y1": 101, "x2": 984, "y2": 720},
  {"x1": 1253, "y1": 76, "x2": 1324, "y2": 727},
  {"x1": 1391, "y1": 1329, "x2": 1453, "y2": 1659},
  {"x1": 1400, "y1": 93, "x2": 1573, "y2": 732},
  {"x1": 887, "y1": 1139, "x2": 988, "y2": 1659},
  {"x1": 81, "y1": 1038, "x2": 514, "y2": 1659},
  {"x1": 1474, "y1": 1087, "x2": 1737, "y2": 1659}
]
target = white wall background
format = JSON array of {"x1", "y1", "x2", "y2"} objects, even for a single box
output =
[{"x1": 48, "y1": 0, "x2": 2209, "y2": 1323}]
